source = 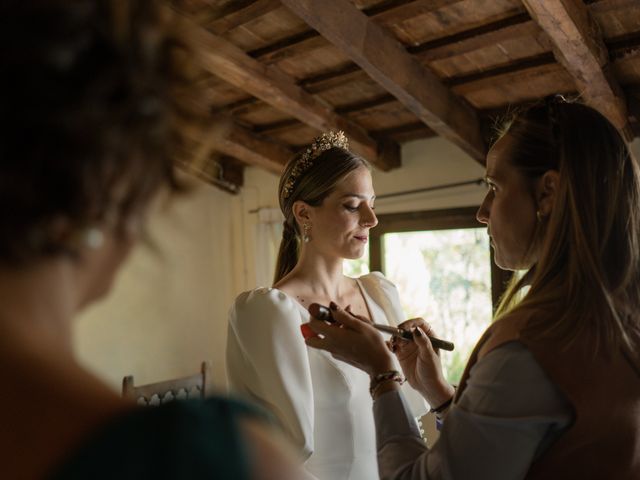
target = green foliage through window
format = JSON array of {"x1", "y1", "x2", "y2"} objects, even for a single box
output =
[{"x1": 383, "y1": 229, "x2": 491, "y2": 384}]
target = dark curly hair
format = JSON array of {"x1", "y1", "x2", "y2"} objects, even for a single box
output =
[{"x1": 0, "y1": 0, "x2": 195, "y2": 264}]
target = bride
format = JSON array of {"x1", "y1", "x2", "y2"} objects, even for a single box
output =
[{"x1": 227, "y1": 131, "x2": 425, "y2": 479}]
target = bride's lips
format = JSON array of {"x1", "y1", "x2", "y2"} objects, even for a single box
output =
[{"x1": 354, "y1": 235, "x2": 368, "y2": 243}]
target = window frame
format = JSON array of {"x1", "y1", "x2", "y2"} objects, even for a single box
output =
[{"x1": 369, "y1": 206, "x2": 512, "y2": 310}]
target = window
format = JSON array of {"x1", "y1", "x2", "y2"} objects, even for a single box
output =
[{"x1": 348, "y1": 207, "x2": 510, "y2": 384}]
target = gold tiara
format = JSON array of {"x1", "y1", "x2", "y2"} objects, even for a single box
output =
[{"x1": 282, "y1": 130, "x2": 349, "y2": 199}]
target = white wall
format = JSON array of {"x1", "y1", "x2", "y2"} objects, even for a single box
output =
[
  {"x1": 373, "y1": 137, "x2": 486, "y2": 214},
  {"x1": 74, "y1": 136, "x2": 640, "y2": 391},
  {"x1": 75, "y1": 178, "x2": 236, "y2": 390}
]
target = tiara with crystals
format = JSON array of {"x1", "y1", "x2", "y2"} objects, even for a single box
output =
[{"x1": 282, "y1": 130, "x2": 349, "y2": 199}]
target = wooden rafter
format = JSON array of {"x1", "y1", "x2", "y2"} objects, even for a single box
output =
[
  {"x1": 523, "y1": 0, "x2": 631, "y2": 137},
  {"x1": 250, "y1": 0, "x2": 476, "y2": 63},
  {"x1": 214, "y1": 123, "x2": 291, "y2": 175},
  {"x1": 280, "y1": 0, "x2": 486, "y2": 161},
  {"x1": 184, "y1": 118, "x2": 291, "y2": 175},
  {"x1": 175, "y1": 10, "x2": 400, "y2": 171}
]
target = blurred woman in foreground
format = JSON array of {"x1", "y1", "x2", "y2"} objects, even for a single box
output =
[{"x1": 0, "y1": 2, "x2": 299, "y2": 478}]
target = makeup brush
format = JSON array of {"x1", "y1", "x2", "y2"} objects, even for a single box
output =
[{"x1": 308, "y1": 303, "x2": 454, "y2": 351}]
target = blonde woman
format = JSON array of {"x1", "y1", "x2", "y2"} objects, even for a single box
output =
[
  {"x1": 227, "y1": 132, "x2": 425, "y2": 480},
  {"x1": 304, "y1": 99, "x2": 640, "y2": 479}
]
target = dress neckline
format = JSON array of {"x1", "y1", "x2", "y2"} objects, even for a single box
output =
[{"x1": 268, "y1": 274, "x2": 377, "y2": 323}]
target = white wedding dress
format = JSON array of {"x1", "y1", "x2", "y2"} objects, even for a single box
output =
[{"x1": 226, "y1": 272, "x2": 426, "y2": 480}]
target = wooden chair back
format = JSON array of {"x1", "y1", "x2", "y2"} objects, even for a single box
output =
[{"x1": 122, "y1": 361, "x2": 213, "y2": 406}]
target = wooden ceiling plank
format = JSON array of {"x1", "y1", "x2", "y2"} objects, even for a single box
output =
[
  {"x1": 523, "y1": 0, "x2": 631, "y2": 136},
  {"x1": 301, "y1": 67, "x2": 369, "y2": 94},
  {"x1": 589, "y1": 0, "x2": 640, "y2": 16},
  {"x1": 254, "y1": 35, "x2": 328, "y2": 65},
  {"x1": 176, "y1": 10, "x2": 399, "y2": 170},
  {"x1": 207, "y1": 0, "x2": 282, "y2": 35},
  {"x1": 417, "y1": 20, "x2": 544, "y2": 62},
  {"x1": 280, "y1": 0, "x2": 486, "y2": 161},
  {"x1": 371, "y1": 0, "x2": 464, "y2": 25},
  {"x1": 227, "y1": 20, "x2": 543, "y2": 119}
]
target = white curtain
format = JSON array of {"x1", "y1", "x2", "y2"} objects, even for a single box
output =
[{"x1": 254, "y1": 208, "x2": 284, "y2": 287}]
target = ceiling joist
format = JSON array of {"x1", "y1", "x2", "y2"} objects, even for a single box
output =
[
  {"x1": 184, "y1": 117, "x2": 291, "y2": 175},
  {"x1": 280, "y1": 0, "x2": 486, "y2": 162},
  {"x1": 176, "y1": 10, "x2": 400, "y2": 171},
  {"x1": 213, "y1": 122, "x2": 292, "y2": 175},
  {"x1": 523, "y1": 0, "x2": 631, "y2": 137}
]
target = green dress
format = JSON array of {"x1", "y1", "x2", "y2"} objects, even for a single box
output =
[{"x1": 50, "y1": 396, "x2": 261, "y2": 479}]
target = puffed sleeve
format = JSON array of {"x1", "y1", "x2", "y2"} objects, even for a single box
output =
[{"x1": 226, "y1": 288, "x2": 314, "y2": 459}]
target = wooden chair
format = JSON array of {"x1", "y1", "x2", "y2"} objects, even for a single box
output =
[{"x1": 122, "y1": 361, "x2": 213, "y2": 406}]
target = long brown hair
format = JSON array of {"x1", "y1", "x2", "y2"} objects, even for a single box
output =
[
  {"x1": 273, "y1": 146, "x2": 369, "y2": 284},
  {"x1": 495, "y1": 99, "x2": 640, "y2": 353}
]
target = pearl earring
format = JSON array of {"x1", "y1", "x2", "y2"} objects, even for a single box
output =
[
  {"x1": 84, "y1": 228, "x2": 104, "y2": 249},
  {"x1": 303, "y1": 223, "x2": 311, "y2": 243}
]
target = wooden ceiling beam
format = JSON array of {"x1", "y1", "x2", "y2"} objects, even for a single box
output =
[
  {"x1": 215, "y1": 123, "x2": 292, "y2": 174},
  {"x1": 281, "y1": 0, "x2": 486, "y2": 161},
  {"x1": 249, "y1": 4, "x2": 529, "y2": 74},
  {"x1": 183, "y1": 118, "x2": 291, "y2": 175},
  {"x1": 249, "y1": 0, "x2": 467, "y2": 62},
  {"x1": 252, "y1": 33, "x2": 328, "y2": 65},
  {"x1": 181, "y1": 156, "x2": 245, "y2": 195},
  {"x1": 523, "y1": 0, "x2": 631, "y2": 137},
  {"x1": 301, "y1": 67, "x2": 369, "y2": 94},
  {"x1": 176, "y1": 10, "x2": 399, "y2": 170},
  {"x1": 229, "y1": 17, "x2": 544, "y2": 119},
  {"x1": 254, "y1": 119, "x2": 301, "y2": 136},
  {"x1": 177, "y1": 121, "x2": 247, "y2": 194},
  {"x1": 370, "y1": 121, "x2": 435, "y2": 138},
  {"x1": 228, "y1": 53, "x2": 559, "y2": 130}
]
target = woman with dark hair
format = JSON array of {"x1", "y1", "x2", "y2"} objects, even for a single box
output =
[
  {"x1": 227, "y1": 131, "x2": 426, "y2": 479},
  {"x1": 0, "y1": 2, "x2": 299, "y2": 479},
  {"x1": 302, "y1": 99, "x2": 640, "y2": 479}
]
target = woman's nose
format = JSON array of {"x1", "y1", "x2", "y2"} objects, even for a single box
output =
[
  {"x1": 361, "y1": 206, "x2": 378, "y2": 228},
  {"x1": 476, "y1": 195, "x2": 490, "y2": 224}
]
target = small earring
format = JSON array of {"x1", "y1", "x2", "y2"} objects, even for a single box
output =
[
  {"x1": 303, "y1": 223, "x2": 311, "y2": 243},
  {"x1": 84, "y1": 228, "x2": 104, "y2": 249},
  {"x1": 536, "y1": 210, "x2": 546, "y2": 222}
]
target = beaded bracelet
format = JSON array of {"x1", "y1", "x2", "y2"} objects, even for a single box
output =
[{"x1": 369, "y1": 370, "x2": 405, "y2": 397}]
